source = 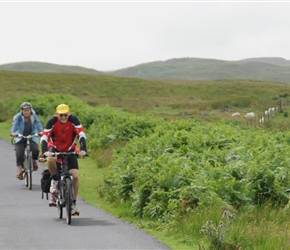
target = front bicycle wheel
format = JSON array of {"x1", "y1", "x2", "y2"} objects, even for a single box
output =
[
  {"x1": 22, "y1": 165, "x2": 28, "y2": 187},
  {"x1": 57, "y1": 195, "x2": 63, "y2": 219},
  {"x1": 23, "y1": 156, "x2": 29, "y2": 188},
  {"x1": 65, "y1": 178, "x2": 72, "y2": 225},
  {"x1": 57, "y1": 181, "x2": 63, "y2": 219},
  {"x1": 27, "y1": 153, "x2": 33, "y2": 190}
]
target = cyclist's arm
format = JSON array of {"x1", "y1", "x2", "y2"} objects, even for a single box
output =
[
  {"x1": 69, "y1": 115, "x2": 87, "y2": 153},
  {"x1": 33, "y1": 112, "x2": 44, "y2": 132},
  {"x1": 79, "y1": 137, "x2": 87, "y2": 153},
  {"x1": 40, "y1": 117, "x2": 57, "y2": 154},
  {"x1": 10, "y1": 113, "x2": 21, "y2": 136}
]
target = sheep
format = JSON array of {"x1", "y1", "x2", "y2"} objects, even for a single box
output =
[
  {"x1": 244, "y1": 112, "x2": 255, "y2": 119},
  {"x1": 231, "y1": 112, "x2": 241, "y2": 117},
  {"x1": 259, "y1": 117, "x2": 265, "y2": 124},
  {"x1": 269, "y1": 107, "x2": 276, "y2": 115}
]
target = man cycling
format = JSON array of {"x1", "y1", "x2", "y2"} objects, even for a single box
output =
[{"x1": 39, "y1": 103, "x2": 87, "y2": 216}]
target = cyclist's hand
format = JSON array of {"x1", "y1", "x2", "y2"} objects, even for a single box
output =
[
  {"x1": 39, "y1": 157, "x2": 46, "y2": 163},
  {"x1": 10, "y1": 132, "x2": 17, "y2": 137},
  {"x1": 39, "y1": 154, "x2": 46, "y2": 162},
  {"x1": 44, "y1": 151, "x2": 54, "y2": 157},
  {"x1": 78, "y1": 150, "x2": 86, "y2": 158}
]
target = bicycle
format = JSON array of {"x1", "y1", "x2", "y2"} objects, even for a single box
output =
[
  {"x1": 49, "y1": 151, "x2": 84, "y2": 225},
  {"x1": 14, "y1": 133, "x2": 40, "y2": 190}
]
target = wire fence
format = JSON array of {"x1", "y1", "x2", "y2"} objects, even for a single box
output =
[{"x1": 240, "y1": 98, "x2": 289, "y2": 128}]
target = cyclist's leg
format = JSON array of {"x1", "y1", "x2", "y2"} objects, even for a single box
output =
[
  {"x1": 70, "y1": 169, "x2": 79, "y2": 200},
  {"x1": 47, "y1": 156, "x2": 57, "y2": 176},
  {"x1": 30, "y1": 141, "x2": 39, "y2": 171},
  {"x1": 30, "y1": 141, "x2": 39, "y2": 160},
  {"x1": 68, "y1": 155, "x2": 79, "y2": 200},
  {"x1": 47, "y1": 156, "x2": 58, "y2": 193},
  {"x1": 47, "y1": 148, "x2": 58, "y2": 193},
  {"x1": 49, "y1": 193, "x2": 56, "y2": 207},
  {"x1": 15, "y1": 141, "x2": 25, "y2": 178}
]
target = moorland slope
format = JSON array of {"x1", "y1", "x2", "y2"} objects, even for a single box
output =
[{"x1": 2, "y1": 57, "x2": 290, "y2": 83}]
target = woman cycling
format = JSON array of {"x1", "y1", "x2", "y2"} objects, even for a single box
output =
[{"x1": 10, "y1": 102, "x2": 43, "y2": 179}]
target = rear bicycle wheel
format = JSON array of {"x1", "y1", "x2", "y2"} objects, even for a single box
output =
[{"x1": 65, "y1": 178, "x2": 72, "y2": 225}]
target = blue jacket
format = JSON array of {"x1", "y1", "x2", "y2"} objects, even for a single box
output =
[{"x1": 10, "y1": 109, "x2": 43, "y2": 144}]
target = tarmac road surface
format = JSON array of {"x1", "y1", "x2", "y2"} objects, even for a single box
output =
[{"x1": 0, "y1": 138, "x2": 171, "y2": 250}]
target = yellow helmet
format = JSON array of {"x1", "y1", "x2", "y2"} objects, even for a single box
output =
[{"x1": 56, "y1": 104, "x2": 69, "y2": 114}]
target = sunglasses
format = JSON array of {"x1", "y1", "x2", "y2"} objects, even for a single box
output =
[{"x1": 59, "y1": 114, "x2": 68, "y2": 117}]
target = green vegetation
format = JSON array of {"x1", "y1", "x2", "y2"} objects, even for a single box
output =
[
  {"x1": 1, "y1": 70, "x2": 290, "y2": 249},
  {"x1": 1, "y1": 70, "x2": 290, "y2": 124}
]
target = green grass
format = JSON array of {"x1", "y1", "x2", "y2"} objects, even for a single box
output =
[{"x1": 1, "y1": 70, "x2": 290, "y2": 125}]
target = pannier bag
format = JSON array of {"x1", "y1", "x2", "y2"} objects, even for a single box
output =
[{"x1": 41, "y1": 169, "x2": 51, "y2": 200}]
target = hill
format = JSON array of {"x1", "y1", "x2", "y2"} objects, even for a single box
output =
[
  {"x1": 0, "y1": 61, "x2": 103, "y2": 75},
  {"x1": 2, "y1": 57, "x2": 290, "y2": 83},
  {"x1": 110, "y1": 57, "x2": 290, "y2": 83}
]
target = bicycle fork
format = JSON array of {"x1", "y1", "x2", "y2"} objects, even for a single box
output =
[{"x1": 58, "y1": 175, "x2": 73, "y2": 207}]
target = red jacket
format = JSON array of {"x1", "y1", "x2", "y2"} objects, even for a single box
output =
[{"x1": 41, "y1": 114, "x2": 86, "y2": 153}]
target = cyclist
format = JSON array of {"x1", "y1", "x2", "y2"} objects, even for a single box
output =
[
  {"x1": 10, "y1": 102, "x2": 43, "y2": 180},
  {"x1": 39, "y1": 104, "x2": 87, "y2": 216},
  {"x1": 48, "y1": 144, "x2": 81, "y2": 208}
]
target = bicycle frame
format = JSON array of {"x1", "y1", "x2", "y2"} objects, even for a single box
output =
[
  {"x1": 52, "y1": 152, "x2": 76, "y2": 225},
  {"x1": 16, "y1": 133, "x2": 39, "y2": 190}
]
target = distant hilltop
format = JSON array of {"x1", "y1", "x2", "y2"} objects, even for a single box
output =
[
  {"x1": 1, "y1": 57, "x2": 290, "y2": 83},
  {"x1": 0, "y1": 61, "x2": 104, "y2": 75}
]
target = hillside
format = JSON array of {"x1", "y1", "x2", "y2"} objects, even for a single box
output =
[
  {"x1": 1, "y1": 70, "x2": 290, "y2": 132},
  {"x1": 0, "y1": 61, "x2": 103, "y2": 75},
  {"x1": 2, "y1": 57, "x2": 290, "y2": 83},
  {"x1": 110, "y1": 57, "x2": 290, "y2": 83}
]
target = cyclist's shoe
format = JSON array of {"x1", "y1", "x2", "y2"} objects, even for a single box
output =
[
  {"x1": 71, "y1": 204, "x2": 80, "y2": 216},
  {"x1": 50, "y1": 180, "x2": 58, "y2": 194},
  {"x1": 33, "y1": 161, "x2": 38, "y2": 171},
  {"x1": 16, "y1": 172, "x2": 23, "y2": 180},
  {"x1": 49, "y1": 194, "x2": 56, "y2": 207}
]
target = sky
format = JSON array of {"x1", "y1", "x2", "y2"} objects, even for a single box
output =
[{"x1": 1, "y1": 1, "x2": 290, "y2": 71}]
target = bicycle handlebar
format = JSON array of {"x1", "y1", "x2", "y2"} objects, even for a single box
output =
[
  {"x1": 44, "y1": 151, "x2": 89, "y2": 157},
  {"x1": 16, "y1": 133, "x2": 41, "y2": 139}
]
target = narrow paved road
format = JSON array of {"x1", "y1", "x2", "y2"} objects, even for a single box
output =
[{"x1": 0, "y1": 138, "x2": 171, "y2": 250}]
